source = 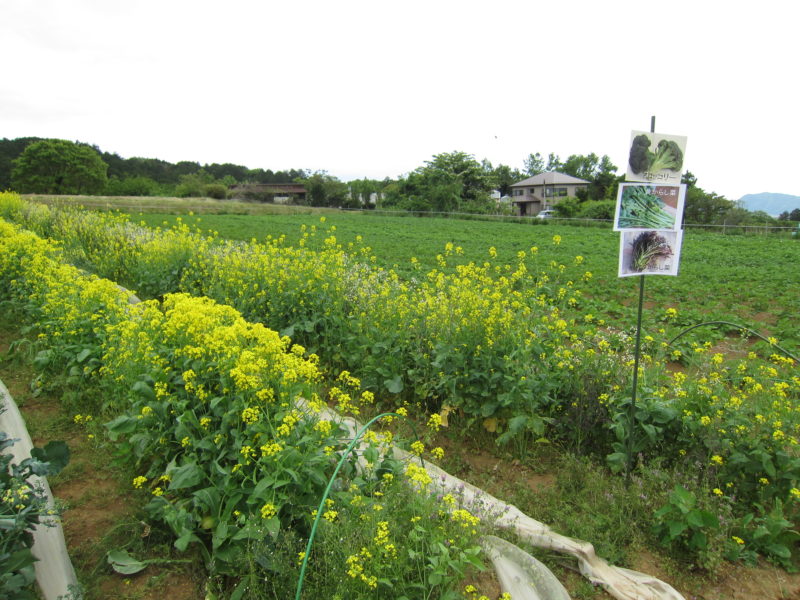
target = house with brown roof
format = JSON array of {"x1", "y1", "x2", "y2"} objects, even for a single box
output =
[{"x1": 510, "y1": 172, "x2": 589, "y2": 216}]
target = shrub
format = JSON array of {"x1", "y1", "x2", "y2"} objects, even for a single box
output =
[
  {"x1": 577, "y1": 200, "x2": 615, "y2": 220},
  {"x1": 203, "y1": 183, "x2": 228, "y2": 200}
]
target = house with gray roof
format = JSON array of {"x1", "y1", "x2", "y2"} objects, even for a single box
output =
[{"x1": 510, "y1": 172, "x2": 589, "y2": 216}]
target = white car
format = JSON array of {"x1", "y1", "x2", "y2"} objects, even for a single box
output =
[{"x1": 536, "y1": 209, "x2": 556, "y2": 219}]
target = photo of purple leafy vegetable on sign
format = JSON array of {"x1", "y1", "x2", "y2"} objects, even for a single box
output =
[{"x1": 618, "y1": 229, "x2": 683, "y2": 277}]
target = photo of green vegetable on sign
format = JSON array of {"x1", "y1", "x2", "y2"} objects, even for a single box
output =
[
  {"x1": 626, "y1": 130, "x2": 687, "y2": 184},
  {"x1": 614, "y1": 183, "x2": 686, "y2": 231}
]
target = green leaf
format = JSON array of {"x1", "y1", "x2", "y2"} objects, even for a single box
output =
[
  {"x1": 31, "y1": 440, "x2": 70, "y2": 475},
  {"x1": 264, "y1": 516, "x2": 280, "y2": 539},
  {"x1": 212, "y1": 520, "x2": 229, "y2": 549},
  {"x1": 132, "y1": 380, "x2": 156, "y2": 401},
  {"x1": 4, "y1": 549, "x2": 37, "y2": 573},
  {"x1": 766, "y1": 543, "x2": 791, "y2": 559},
  {"x1": 168, "y1": 462, "x2": 203, "y2": 490},
  {"x1": 700, "y1": 510, "x2": 720, "y2": 529},
  {"x1": 670, "y1": 485, "x2": 695, "y2": 510},
  {"x1": 385, "y1": 375, "x2": 404, "y2": 394},
  {"x1": 192, "y1": 487, "x2": 221, "y2": 514},
  {"x1": 253, "y1": 475, "x2": 276, "y2": 498},
  {"x1": 232, "y1": 521, "x2": 263, "y2": 541},
  {"x1": 76, "y1": 348, "x2": 92, "y2": 363},
  {"x1": 229, "y1": 579, "x2": 249, "y2": 600},
  {"x1": 690, "y1": 530, "x2": 708, "y2": 550},
  {"x1": 32, "y1": 349, "x2": 52, "y2": 369},
  {"x1": 686, "y1": 510, "x2": 705, "y2": 529},
  {"x1": 107, "y1": 549, "x2": 147, "y2": 575},
  {"x1": 480, "y1": 402, "x2": 498, "y2": 417},
  {"x1": 605, "y1": 452, "x2": 627, "y2": 473},
  {"x1": 668, "y1": 520, "x2": 687, "y2": 539},
  {"x1": 507, "y1": 414, "x2": 529, "y2": 433},
  {"x1": 364, "y1": 446, "x2": 379, "y2": 464},
  {"x1": 175, "y1": 531, "x2": 201, "y2": 552},
  {"x1": 105, "y1": 415, "x2": 138, "y2": 440}
]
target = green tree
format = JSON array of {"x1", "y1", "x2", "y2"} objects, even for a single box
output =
[
  {"x1": 11, "y1": 139, "x2": 108, "y2": 194},
  {"x1": 790, "y1": 208, "x2": 800, "y2": 221},
  {"x1": 204, "y1": 162, "x2": 249, "y2": 182},
  {"x1": 681, "y1": 171, "x2": 698, "y2": 188},
  {"x1": 175, "y1": 170, "x2": 213, "y2": 197},
  {"x1": 302, "y1": 172, "x2": 349, "y2": 207},
  {"x1": 576, "y1": 199, "x2": 616, "y2": 220},
  {"x1": 546, "y1": 153, "x2": 563, "y2": 172},
  {"x1": 560, "y1": 153, "x2": 618, "y2": 200},
  {"x1": 384, "y1": 152, "x2": 494, "y2": 213},
  {"x1": 419, "y1": 151, "x2": 494, "y2": 212},
  {"x1": 561, "y1": 153, "x2": 599, "y2": 181},
  {"x1": 348, "y1": 178, "x2": 390, "y2": 209},
  {"x1": 104, "y1": 175, "x2": 160, "y2": 196},
  {"x1": 591, "y1": 155, "x2": 619, "y2": 200},
  {"x1": 0, "y1": 137, "x2": 45, "y2": 189},
  {"x1": 490, "y1": 164, "x2": 522, "y2": 196},
  {"x1": 523, "y1": 152, "x2": 546, "y2": 176},
  {"x1": 553, "y1": 197, "x2": 580, "y2": 217},
  {"x1": 683, "y1": 186, "x2": 734, "y2": 224}
]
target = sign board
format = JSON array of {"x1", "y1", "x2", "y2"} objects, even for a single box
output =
[
  {"x1": 626, "y1": 131, "x2": 687, "y2": 185},
  {"x1": 613, "y1": 183, "x2": 686, "y2": 232},
  {"x1": 618, "y1": 229, "x2": 683, "y2": 277}
]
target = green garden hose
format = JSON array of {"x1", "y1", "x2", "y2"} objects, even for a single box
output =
[
  {"x1": 668, "y1": 320, "x2": 799, "y2": 363},
  {"x1": 294, "y1": 411, "x2": 424, "y2": 600}
]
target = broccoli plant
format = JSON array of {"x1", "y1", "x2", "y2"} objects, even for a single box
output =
[{"x1": 628, "y1": 135, "x2": 683, "y2": 175}]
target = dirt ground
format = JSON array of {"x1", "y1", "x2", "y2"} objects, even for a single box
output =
[{"x1": 0, "y1": 332, "x2": 202, "y2": 600}]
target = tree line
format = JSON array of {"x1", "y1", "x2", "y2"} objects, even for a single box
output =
[
  {"x1": 1, "y1": 137, "x2": 788, "y2": 227},
  {"x1": 0, "y1": 137, "x2": 306, "y2": 199}
]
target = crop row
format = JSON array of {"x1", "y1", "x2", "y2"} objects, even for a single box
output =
[{"x1": 0, "y1": 212, "x2": 489, "y2": 598}]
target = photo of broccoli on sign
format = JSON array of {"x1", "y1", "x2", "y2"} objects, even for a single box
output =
[{"x1": 626, "y1": 131, "x2": 687, "y2": 184}]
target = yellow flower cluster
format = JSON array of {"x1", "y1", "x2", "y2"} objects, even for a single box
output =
[
  {"x1": 346, "y1": 549, "x2": 378, "y2": 589},
  {"x1": 260, "y1": 503, "x2": 277, "y2": 520},
  {"x1": 405, "y1": 462, "x2": 433, "y2": 491}
]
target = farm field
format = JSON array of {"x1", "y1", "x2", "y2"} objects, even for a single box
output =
[
  {"x1": 2, "y1": 193, "x2": 800, "y2": 599},
  {"x1": 134, "y1": 209, "x2": 800, "y2": 351}
]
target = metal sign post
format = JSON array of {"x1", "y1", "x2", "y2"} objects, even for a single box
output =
[{"x1": 625, "y1": 115, "x2": 655, "y2": 478}]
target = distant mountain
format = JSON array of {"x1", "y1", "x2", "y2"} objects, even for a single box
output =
[{"x1": 738, "y1": 192, "x2": 800, "y2": 216}]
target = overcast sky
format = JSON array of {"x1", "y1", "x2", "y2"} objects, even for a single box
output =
[{"x1": 2, "y1": 0, "x2": 797, "y2": 200}]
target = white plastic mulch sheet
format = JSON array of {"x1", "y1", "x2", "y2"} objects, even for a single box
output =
[
  {"x1": 481, "y1": 534, "x2": 570, "y2": 600},
  {"x1": 0, "y1": 378, "x2": 79, "y2": 600},
  {"x1": 309, "y1": 403, "x2": 686, "y2": 600}
]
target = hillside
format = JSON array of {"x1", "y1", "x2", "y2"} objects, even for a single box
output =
[{"x1": 739, "y1": 192, "x2": 800, "y2": 216}]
